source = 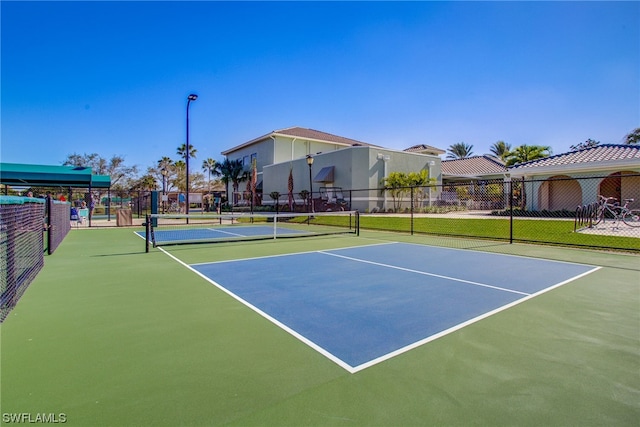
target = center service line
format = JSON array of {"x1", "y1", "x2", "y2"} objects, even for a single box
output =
[{"x1": 318, "y1": 250, "x2": 531, "y2": 296}]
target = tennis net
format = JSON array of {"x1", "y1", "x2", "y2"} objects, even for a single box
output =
[{"x1": 145, "y1": 210, "x2": 359, "y2": 248}]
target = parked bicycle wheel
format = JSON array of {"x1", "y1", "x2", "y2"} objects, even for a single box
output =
[{"x1": 622, "y1": 209, "x2": 640, "y2": 227}]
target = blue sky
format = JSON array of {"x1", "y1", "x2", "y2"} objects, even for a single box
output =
[{"x1": 2, "y1": 1, "x2": 638, "y2": 173}]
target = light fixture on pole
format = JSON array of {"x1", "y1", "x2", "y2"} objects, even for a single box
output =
[
  {"x1": 306, "y1": 154, "x2": 314, "y2": 213},
  {"x1": 185, "y1": 93, "x2": 198, "y2": 217}
]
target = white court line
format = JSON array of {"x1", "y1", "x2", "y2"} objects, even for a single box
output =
[
  {"x1": 207, "y1": 227, "x2": 249, "y2": 237},
  {"x1": 157, "y1": 244, "x2": 602, "y2": 374},
  {"x1": 318, "y1": 250, "x2": 531, "y2": 296},
  {"x1": 156, "y1": 246, "x2": 354, "y2": 372},
  {"x1": 397, "y1": 241, "x2": 599, "y2": 268},
  {"x1": 350, "y1": 265, "x2": 602, "y2": 372},
  {"x1": 190, "y1": 241, "x2": 396, "y2": 266}
]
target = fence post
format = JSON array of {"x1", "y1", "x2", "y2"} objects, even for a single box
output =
[
  {"x1": 410, "y1": 186, "x2": 414, "y2": 235},
  {"x1": 145, "y1": 214, "x2": 150, "y2": 253},
  {"x1": 509, "y1": 180, "x2": 513, "y2": 244},
  {"x1": 47, "y1": 196, "x2": 53, "y2": 255}
]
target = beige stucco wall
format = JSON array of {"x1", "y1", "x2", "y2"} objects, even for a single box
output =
[
  {"x1": 223, "y1": 138, "x2": 274, "y2": 173},
  {"x1": 263, "y1": 146, "x2": 441, "y2": 212},
  {"x1": 538, "y1": 175, "x2": 582, "y2": 211}
]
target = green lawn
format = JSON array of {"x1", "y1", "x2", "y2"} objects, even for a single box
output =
[
  {"x1": 1, "y1": 227, "x2": 638, "y2": 426},
  {"x1": 356, "y1": 215, "x2": 640, "y2": 251}
]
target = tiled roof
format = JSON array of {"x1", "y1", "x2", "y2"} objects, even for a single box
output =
[
  {"x1": 442, "y1": 155, "x2": 507, "y2": 177},
  {"x1": 403, "y1": 144, "x2": 446, "y2": 155},
  {"x1": 510, "y1": 144, "x2": 640, "y2": 169}
]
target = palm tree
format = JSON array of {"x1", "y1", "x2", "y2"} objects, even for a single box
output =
[
  {"x1": 176, "y1": 145, "x2": 197, "y2": 201},
  {"x1": 505, "y1": 144, "x2": 552, "y2": 166},
  {"x1": 157, "y1": 156, "x2": 173, "y2": 171},
  {"x1": 446, "y1": 142, "x2": 474, "y2": 159},
  {"x1": 133, "y1": 174, "x2": 157, "y2": 191},
  {"x1": 624, "y1": 128, "x2": 640, "y2": 145},
  {"x1": 173, "y1": 160, "x2": 186, "y2": 192},
  {"x1": 269, "y1": 191, "x2": 280, "y2": 213},
  {"x1": 489, "y1": 141, "x2": 512, "y2": 161},
  {"x1": 298, "y1": 190, "x2": 309, "y2": 211},
  {"x1": 177, "y1": 143, "x2": 197, "y2": 161},
  {"x1": 218, "y1": 158, "x2": 245, "y2": 207},
  {"x1": 202, "y1": 158, "x2": 220, "y2": 195},
  {"x1": 156, "y1": 156, "x2": 174, "y2": 192}
]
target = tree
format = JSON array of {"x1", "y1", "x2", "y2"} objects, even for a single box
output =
[
  {"x1": 381, "y1": 170, "x2": 433, "y2": 212},
  {"x1": 298, "y1": 190, "x2": 309, "y2": 211},
  {"x1": 405, "y1": 170, "x2": 434, "y2": 208},
  {"x1": 131, "y1": 174, "x2": 157, "y2": 191},
  {"x1": 176, "y1": 143, "x2": 197, "y2": 199},
  {"x1": 153, "y1": 157, "x2": 175, "y2": 192},
  {"x1": 218, "y1": 158, "x2": 245, "y2": 207},
  {"x1": 489, "y1": 141, "x2": 512, "y2": 161},
  {"x1": 269, "y1": 191, "x2": 280, "y2": 213},
  {"x1": 504, "y1": 145, "x2": 552, "y2": 166},
  {"x1": 446, "y1": 142, "x2": 474, "y2": 159},
  {"x1": 202, "y1": 158, "x2": 220, "y2": 195},
  {"x1": 624, "y1": 128, "x2": 640, "y2": 145},
  {"x1": 63, "y1": 153, "x2": 137, "y2": 188},
  {"x1": 570, "y1": 138, "x2": 600, "y2": 151},
  {"x1": 382, "y1": 172, "x2": 409, "y2": 211},
  {"x1": 177, "y1": 143, "x2": 197, "y2": 161},
  {"x1": 173, "y1": 160, "x2": 186, "y2": 192},
  {"x1": 63, "y1": 153, "x2": 138, "y2": 207}
]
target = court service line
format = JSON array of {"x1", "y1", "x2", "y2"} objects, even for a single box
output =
[
  {"x1": 318, "y1": 250, "x2": 531, "y2": 296},
  {"x1": 206, "y1": 227, "x2": 248, "y2": 237},
  {"x1": 190, "y1": 241, "x2": 397, "y2": 266}
]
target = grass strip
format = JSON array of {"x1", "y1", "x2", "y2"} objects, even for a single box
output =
[{"x1": 355, "y1": 216, "x2": 640, "y2": 251}]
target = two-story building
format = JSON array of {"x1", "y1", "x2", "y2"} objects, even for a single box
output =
[{"x1": 221, "y1": 127, "x2": 443, "y2": 212}]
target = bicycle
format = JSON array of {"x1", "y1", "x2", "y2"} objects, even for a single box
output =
[{"x1": 593, "y1": 195, "x2": 640, "y2": 228}]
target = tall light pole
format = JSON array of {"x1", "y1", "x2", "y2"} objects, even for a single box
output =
[
  {"x1": 306, "y1": 154, "x2": 314, "y2": 213},
  {"x1": 185, "y1": 94, "x2": 198, "y2": 216}
]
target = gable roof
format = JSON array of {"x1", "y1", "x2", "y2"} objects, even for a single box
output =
[
  {"x1": 509, "y1": 144, "x2": 640, "y2": 173},
  {"x1": 442, "y1": 155, "x2": 507, "y2": 178},
  {"x1": 222, "y1": 126, "x2": 378, "y2": 155},
  {"x1": 403, "y1": 144, "x2": 446, "y2": 156},
  {"x1": 275, "y1": 127, "x2": 373, "y2": 146}
]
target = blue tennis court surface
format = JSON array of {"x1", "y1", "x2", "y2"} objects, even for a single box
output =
[{"x1": 189, "y1": 242, "x2": 599, "y2": 373}]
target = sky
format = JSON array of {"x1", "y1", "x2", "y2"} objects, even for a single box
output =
[{"x1": 2, "y1": 1, "x2": 638, "y2": 174}]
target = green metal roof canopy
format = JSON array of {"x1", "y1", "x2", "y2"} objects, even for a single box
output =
[{"x1": 0, "y1": 163, "x2": 111, "y2": 188}]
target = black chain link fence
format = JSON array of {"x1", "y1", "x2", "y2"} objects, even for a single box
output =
[
  {"x1": 1, "y1": 197, "x2": 46, "y2": 322},
  {"x1": 351, "y1": 174, "x2": 639, "y2": 252},
  {"x1": 47, "y1": 198, "x2": 71, "y2": 254},
  {"x1": 260, "y1": 173, "x2": 639, "y2": 252}
]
